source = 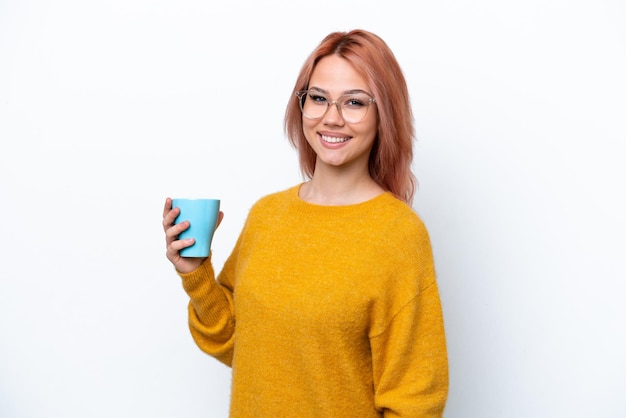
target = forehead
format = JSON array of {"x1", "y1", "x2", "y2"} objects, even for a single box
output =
[{"x1": 309, "y1": 55, "x2": 369, "y2": 94}]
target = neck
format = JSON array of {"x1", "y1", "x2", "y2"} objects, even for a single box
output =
[{"x1": 300, "y1": 162, "x2": 384, "y2": 206}]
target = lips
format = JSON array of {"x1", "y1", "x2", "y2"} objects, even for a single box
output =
[{"x1": 320, "y1": 134, "x2": 351, "y2": 144}]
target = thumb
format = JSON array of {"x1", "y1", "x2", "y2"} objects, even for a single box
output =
[{"x1": 216, "y1": 211, "x2": 225, "y2": 229}]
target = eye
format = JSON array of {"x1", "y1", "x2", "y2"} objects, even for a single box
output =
[
  {"x1": 308, "y1": 93, "x2": 328, "y2": 105},
  {"x1": 343, "y1": 95, "x2": 368, "y2": 108}
]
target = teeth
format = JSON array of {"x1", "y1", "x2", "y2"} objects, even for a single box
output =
[{"x1": 321, "y1": 134, "x2": 350, "y2": 143}]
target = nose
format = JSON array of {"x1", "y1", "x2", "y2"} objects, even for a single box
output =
[{"x1": 323, "y1": 100, "x2": 344, "y2": 125}]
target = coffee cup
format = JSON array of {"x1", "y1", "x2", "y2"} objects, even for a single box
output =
[{"x1": 172, "y1": 198, "x2": 221, "y2": 257}]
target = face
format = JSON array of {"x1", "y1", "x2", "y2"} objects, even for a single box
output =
[{"x1": 302, "y1": 55, "x2": 378, "y2": 172}]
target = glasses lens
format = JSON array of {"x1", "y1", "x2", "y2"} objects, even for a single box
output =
[
  {"x1": 339, "y1": 94, "x2": 372, "y2": 123},
  {"x1": 298, "y1": 91, "x2": 374, "y2": 123},
  {"x1": 300, "y1": 91, "x2": 327, "y2": 119}
]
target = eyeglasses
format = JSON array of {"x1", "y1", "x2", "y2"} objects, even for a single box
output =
[{"x1": 295, "y1": 90, "x2": 376, "y2": 124}]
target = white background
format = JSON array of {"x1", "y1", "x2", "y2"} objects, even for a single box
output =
[{"x1": 1, "y1": 1, "x2": 625, "y2": 417}]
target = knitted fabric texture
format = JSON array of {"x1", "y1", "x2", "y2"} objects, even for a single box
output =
[{"x1": 179, "y1": 184, "x2": 448, "y2": 417}]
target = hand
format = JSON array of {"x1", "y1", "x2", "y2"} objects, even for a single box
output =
[{"x1": 162, "y1": 197, "x2": 224, "y2": 274}]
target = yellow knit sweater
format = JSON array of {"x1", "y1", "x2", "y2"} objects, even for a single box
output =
[{"x1": 179, "y1": 184, "x2": 448, "y2": 417}]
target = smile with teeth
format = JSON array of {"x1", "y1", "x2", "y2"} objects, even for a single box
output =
[{"x1": 321, "y1": 134, "x2": 351, "y2": 143}]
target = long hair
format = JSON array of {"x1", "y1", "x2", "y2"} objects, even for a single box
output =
[{"x1": 284, "y1": 29, "x2": 417, "y2": 205}]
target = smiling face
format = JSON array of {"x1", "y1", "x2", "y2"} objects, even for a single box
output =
[{"x1": 302, "y1": 54, "x2": 378, "y2": 173}]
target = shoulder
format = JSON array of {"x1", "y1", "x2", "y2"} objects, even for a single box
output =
[
  {"x1": 251, "y1": 185, "x2": 298, "y2": 208},
  {"x1": 244, "y1": 184, "x2": 300, "y2": 222},
  {"x1": 379, "y1": 193, "x2": 430, "y2": 239},
  {"x1": 376, "y1": 194, "x2": 434, "y2": 268}
]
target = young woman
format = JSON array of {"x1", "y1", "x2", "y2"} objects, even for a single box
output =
[{"x1": 163, "y1": 29, "x2": 448, "y2": 417}]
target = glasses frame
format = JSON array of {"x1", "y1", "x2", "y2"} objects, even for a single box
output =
[{"x1": 295, "y1": 90, "x2": 377, "y2": 123}]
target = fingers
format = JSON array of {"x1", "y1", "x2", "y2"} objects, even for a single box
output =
[
  {"x1": 162, "y1": 198, "x2": 193, "y2": 249},
  {"x1": 162, "y1": 197, "x2": 207, "y2": 271},
  {"x1": 165, "y1": 219, "x2": 189, "y2": 244},
  {"x1": 162, "y1": 197, "x2": 172, "y2": 218},
  {"x1": 166, "y1": 235, "x2": 194, "y2": 257},
  {"x1": 164, "y1": 219, "x2": 194, "y2": 263},
  {"x1": 162, "y1": 198, "x2": 180, "y2": 232},
  {"x1": 216, "y1": 211, "x2": 225, "y2": 229}
]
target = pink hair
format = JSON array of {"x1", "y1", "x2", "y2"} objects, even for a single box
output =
[{"x1": 284, "y1": 29, "x2": 417, "y2": 205}]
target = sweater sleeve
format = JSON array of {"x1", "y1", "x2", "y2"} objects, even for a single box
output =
[
  {"x1": 178, "y1": 253, "x2": 237, "y2": 366},
  {"x1": 370, "y1": 281, "x2": 449, "y2": 417}
]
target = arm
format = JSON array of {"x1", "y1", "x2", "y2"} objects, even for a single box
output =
[
  {"x1": 370, "y1": 281, "x2": 449, "y2": 417},
  {"x1": 164, "y1": 196, "x2": 236, "y2": 365},
  {"x1": 178, "y1": 257, "x2": 236, "y2": 366}
]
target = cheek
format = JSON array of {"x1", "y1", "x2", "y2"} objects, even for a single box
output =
[
  {"x1": 302, "y1": 119, "x2": 318, "y2": 141},
  {"x1": 356, "y1": 119, "x2": 378, "y2": 142}
]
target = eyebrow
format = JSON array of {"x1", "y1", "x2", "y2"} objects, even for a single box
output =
[{"x1": 308, "y1": 86, "x2": 373, "y2": 96}]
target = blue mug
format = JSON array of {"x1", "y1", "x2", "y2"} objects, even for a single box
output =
[{"x1": 172, "y1": 198, "x2": 221, "y2": 257}]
